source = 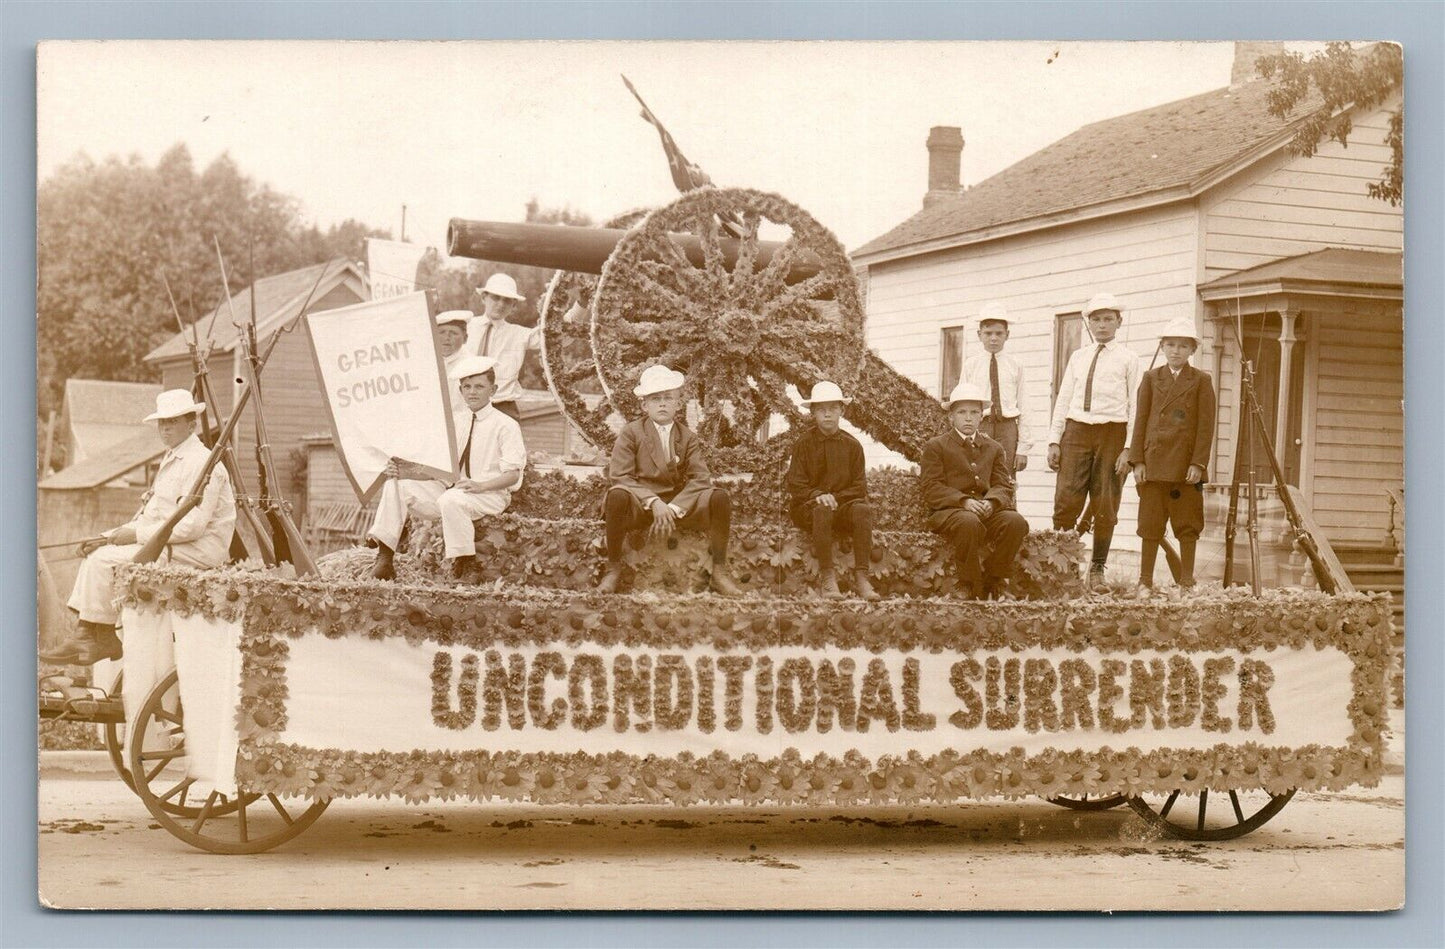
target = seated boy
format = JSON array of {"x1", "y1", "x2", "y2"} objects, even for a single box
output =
[
  {"x1": 1127, "y1": 317, "x2": 1216, "y2": 588},
  {"x1": 368, "y1": 355, "x2": 526, "y2": 581},
  {"x1": 785, "y1": 381, "x2": 878, "y2": 600},
  {"x1": 920, "y1": 381, "x2": 1030, "y2": 599},
  {"x1": 598, "y1": 364, "x2": 741, "y2": 596}
]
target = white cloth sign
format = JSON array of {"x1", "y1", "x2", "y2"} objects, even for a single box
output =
[
  {"x1": 305, "y1": 292, "x2": 458, "y2": 502},
  {"x1": 276, "y1": 634, "x2": 1357, "y2": 760},
  {"x1": 366, "y1": 238, "x2": 430, "y2": 300}
]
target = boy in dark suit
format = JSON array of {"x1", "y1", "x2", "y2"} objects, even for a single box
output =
[
  {"x1": 921, "y1": 381, "x2": 1030, "y2": 599},
  {"x1": 1127, "y1": 317, "x2": 1216, "y2": 588},
  {"x1": 785, "y1": 381, "x2": 878, "y2": 601},
  {"x1": 598, "y1": 364, "x2": 741, "y2": 596}
]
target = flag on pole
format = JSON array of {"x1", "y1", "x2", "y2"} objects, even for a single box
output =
[{"x1": 366, "y1": 238, "x2": 431, "y2": 301}]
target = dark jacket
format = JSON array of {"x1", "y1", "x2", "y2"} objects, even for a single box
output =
[
  {"x1": 607, "y1": 418, "x2": 713, "y2": 514},
  {"x1": 920, "y1": 429, "x2": 1016, "y2": 517},
  {"x1": 785, "y1": 425, "x2": 867, "y2": 512},
  {"x1": 1127, "y1": 365, "x2": 1216, "y2": 482}
]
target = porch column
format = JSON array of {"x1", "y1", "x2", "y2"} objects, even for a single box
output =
[{"x1": 1274, "y1": 309, "x2": 1300, "y2": 455}]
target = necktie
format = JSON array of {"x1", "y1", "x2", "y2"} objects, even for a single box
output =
[
  {"x1": 460, "y1": 414, "x2": 476, "y2": 477},
  {"x1": 1082, "y1": 343, "x2": 1106, "y2": 412},
  {"x1": 989, "y1": 354, "x2": 1003, "y2": 424},
  {"x1": 477, "y1": 321, "x2": 494, "y2": 357}
]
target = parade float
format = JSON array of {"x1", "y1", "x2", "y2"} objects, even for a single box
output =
[{"x1": 42, "y1": 148, "x2": 1392, "y2": 855}]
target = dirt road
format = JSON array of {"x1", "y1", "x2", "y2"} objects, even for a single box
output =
[{"x1": 38, "y1": 754, "x2": 1402, "y2": 912}]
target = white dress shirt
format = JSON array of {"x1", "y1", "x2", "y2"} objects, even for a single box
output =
[
  {"x1": 1048, "y1": 339, "x2": 1140, "y2": 444},
  {"x1": 964, "y1": 349, "x2": 1034, "y2": 454},
  {"x1": 454, "y1": 404, "x2": 528, "y2": 490},
  {"x1": 468, "y1": 317, "x2": 541, "y2": 404},
  {"x1": 114, "y1": 433, "x2": 236, "y2": 565},
  {"x1": 649, "y1": 420, "x2": 685, "y2": 515}
]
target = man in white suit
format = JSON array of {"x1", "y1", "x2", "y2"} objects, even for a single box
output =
[{"x1": 366, "y1": 355, "x2": 527, "y2": 581}]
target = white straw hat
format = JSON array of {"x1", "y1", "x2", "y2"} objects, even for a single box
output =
[
  {"x1": 448, "y1": 355, "x2": 499, "y2": 381},
  {"x1": 143, "y1": 389, "x2": 206, "y2": 422},
  {"x1": 633, "y1": 364, "x2": 686, "y2": 398},
  {"x1": 477, "y1": 273, "x2": 526, "y2": 301},
  {"x1": 943, "y1": 380, "x2": 990, "y2": 408},
  {"x1": 1159, "y1": 316, "x2": 1201, "y2": 344},
  {"x1": 1084, "y1": 292, "x2": 1123, "y2": 319},
  {"x1": 435, "y1": 309, "x2": 473, "y2": 328},
  {"x1": 799, "y1": 380, "x2": 852, "y2": 406}
]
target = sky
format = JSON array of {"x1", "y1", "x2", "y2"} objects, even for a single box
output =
[{"x1": 37, "y1": 40, "x2": 1305, "y2": 258}]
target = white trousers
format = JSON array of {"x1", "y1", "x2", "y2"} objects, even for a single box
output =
[
  {"x1": 67, "y1": 542, "x2": 218, "y2": 626},
  {"x1": 368, "y1": 480, "x2": 510, "y2": 559}
]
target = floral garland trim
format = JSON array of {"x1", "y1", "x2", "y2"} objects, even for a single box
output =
[{"x1": 117, "y1": 564, "x2": 1392, "y2": 805}]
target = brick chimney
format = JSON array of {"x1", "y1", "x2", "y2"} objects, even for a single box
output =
[
  {"x1": 1231, "y1": 41, "x2": 1286, "y2": 86},
  {"x1": 924, "y1": 126, "x2": 964, "y2": 208}
]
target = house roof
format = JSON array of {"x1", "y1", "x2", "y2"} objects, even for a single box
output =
[
  {"x1": 1198, "y1": 248, "x2": 1402, "y2": 295},
  {"x1": 854, "y1": 77, "x2": 1319, "y2": 262},
  {"x1": 63, "y1": 379, "x2": 163, "y2": 427},
  {"x1": 39, "y1": 431, "x2": 164, "y2": 491},
  {"x1": 144, "y1": 258, "x2": 364, "y2": 363}
]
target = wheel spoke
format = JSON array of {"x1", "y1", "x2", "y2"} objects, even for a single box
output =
[
  {"x1": 159, "y1": 776, "x2": 196, "y2": 803},
  {"x1": 1158, "y1": 789, "x2": 1180, "y2": 819},
  {"x1": 189, "y1": 791, "x2": 220, "y2": 835},
  {"x1": 1230, "y1": 790, "x2": 1245, "y2": 823},
  {"x1": 631, "y1": 265, "x2": 706, "y2": 318},
  {"x1": 746, "y1": 236, "x2": 802, "y2": 306},
  {"x1": 267, "y1": 793, "x2": 296, "y2": 825},
  {"x1": 145, "y1": 753, "x2": 181, "y2": 783},
  {"x1": 1197, "y1": 788, "x2": 1209, "y2": 832},
  {"x1": 758, "y1": 271, "x2": 834, "y2": 318},
  {"x1": 694, "y1": 211, "x2": 726, "y2": 284},
  {"x1": 153, "y1": 706, "x2": 182, "y2": 726},
  {"x1": 237, "y1": 793, "x2": 254, "y2": 842},
  {"x1": 140, "y1": 747, "x2": 184, "y2": 762}
]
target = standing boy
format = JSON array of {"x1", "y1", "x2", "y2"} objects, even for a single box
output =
[
  {"x1": 963, "y1": 302, "x2": 1031, "y2": 473},
  {"x1": 1127, "y1": 317, "x2": 1215, "y2": 588},
  {"x1": 367, "y1": 355, "x2": 526, "y2": 581},
  {"x1": 1047, "y1": 292, "x2": 1139, "y2": 587},
  {"x1": 785, "y1": 381, "x2": 878, "y2": 601},
  {"x1": 921, "y1": 381, "x2": 1030, "y2": 600},
  {"x1": 471, "y1": 272, "x2": 539, "y2": 421},
  {"x1": 598, "y1": 365, "x2": 741, "y2": 596}
]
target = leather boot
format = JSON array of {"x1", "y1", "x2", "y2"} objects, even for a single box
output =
[
  {"x1": 816, "y1": 569, "x2": 843, "y2": 599},
  {"x1": 451, "y1": 554, "x2": 480, "y2": 582},
  {"x1": 40, "y1": 621, "x2": 122, "y2": 666},
  {"x1": 597, "y1": 562, "x2": 624, "y2": 594},
  {"x1": 853, "y1": 570, "x2": 880, "y2": 602},
  {"x1": 709, "y1": 564, "x2": 743, "y2": 597},
  {"x1": 370, "y1": 544, "x2": 396, "y2": 581},
  {"x1": 981, "y1": 576, "x2": 1009, "y2": 601},
  {"x1": 1178, "y1": 540, "x2": 1197, "y2": 589}
]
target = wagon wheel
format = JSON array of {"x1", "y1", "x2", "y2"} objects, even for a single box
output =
[
  {"x1": 129, "y1": 669, "x2": 327, "y2": 853},
  {"x1": 1127, "y1": 787, "x2": 1296, "y2": 841},
  {"x1": 1047, "y1": 793, "x2": 1128, "y2": 811},
  {"x1": 102, "y1": 669, "x2": 133, "y2": 793},
  {"x1": 539, "y1": 209, "x2": 649, "y2": 452},
  {"x1": 591, "y1": 187, "x2": 866, "y2": 474}
]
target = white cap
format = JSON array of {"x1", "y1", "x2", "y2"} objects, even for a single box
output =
[
  {"x1": 448, "y1": 354, "x2": 499, "y2": 381},
  {"x1": 799, "y1": 380, "x2": 852, "y2": 407},
  {"x1": 435, "y1": 309, "x2": 473, "y2": 328},
  {"x1": 1159, "y1": 316, "x2": 1201, "y2": 344},
  {"x1": 633, "y1": 364, "x2": 686, "y2": 398},
  {"x1": 143, "y1": 389, "x2": 206, "y2": 422},
  {"x1": 1084, "y1": 292, "x2": 1122, "y2": 318},
  {"x1": 977, "y1": 302, "x2": 1009, "y2": 326},
  {"x1": 477, "y1": 273, "x2": 526, "y2": 301},
  {"x1": 943, "y1": 380, "x2": 990, "y2": 408}
]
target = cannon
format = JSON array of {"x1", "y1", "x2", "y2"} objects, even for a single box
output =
[{"x1": 451, "y1": 189, "x2": 948, "y2": 476}]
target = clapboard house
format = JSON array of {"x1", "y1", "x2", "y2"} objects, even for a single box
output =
[{"x1": 853, "y1": 44, "x2": 1403, "y2": 601}]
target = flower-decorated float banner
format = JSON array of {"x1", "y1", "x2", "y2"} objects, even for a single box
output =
[{"x1": 118, "y1": 565, "x2": 1393, "y2": 805}]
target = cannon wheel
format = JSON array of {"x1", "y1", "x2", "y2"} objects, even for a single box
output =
[
  {"x1": 129, "y1": 669, "x2": 328, "y2": 853},
  {"x1": 591, "y1": 187, "x2": 865, "y2": 474},
  {"x1": 539, "y1": 209, "x2": 649, "y2": 452},
  {"x1": 1127, "y1": 788, "x2": 1296, "y2": 841},
  {"x1": 1048, "y1": 793, "x2": 1128, "y2": 811}
]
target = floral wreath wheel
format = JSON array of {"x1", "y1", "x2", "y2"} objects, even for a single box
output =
[
  {"x1": 539, "y1": 209, "x2": 650, "y2": 452},
  {"x1": 1126, "y1": 786, "x2": 1296, "y2": 841},
  {"x1": 591, "y1": 187, "x2": 867, "y2": 475}
]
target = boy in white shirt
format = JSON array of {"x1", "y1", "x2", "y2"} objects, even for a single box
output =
[{"x1": 963, "y1": 302, "x2": 1031, "y2": 473}]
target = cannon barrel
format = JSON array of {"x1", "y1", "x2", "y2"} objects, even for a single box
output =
[{"x1": 447, "y1": 219, "x2": 825, "y2": 283}]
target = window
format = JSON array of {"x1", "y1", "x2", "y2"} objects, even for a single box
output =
[
  {"x1": 939, "y1": 325, "x2": 967, "y2": 396},
  {"x1": 1052, "y1": 312, "x2": 1083, "y2": 408}
]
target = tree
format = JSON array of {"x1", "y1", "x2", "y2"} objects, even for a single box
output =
[
  {"x1": 1257, "y1": 42, "x2": 1403, "y2": 206},
  {"x1": 36, "y1": 144, "x2": 388, "y2": 415}
]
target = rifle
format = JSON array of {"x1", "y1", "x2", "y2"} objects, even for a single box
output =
[
  {"x1": 215, "y1": 238, "x2": 319, "y2": 576},
  {"x1": 161, "y1": 271, "x2": 276, "y2": 565}
]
